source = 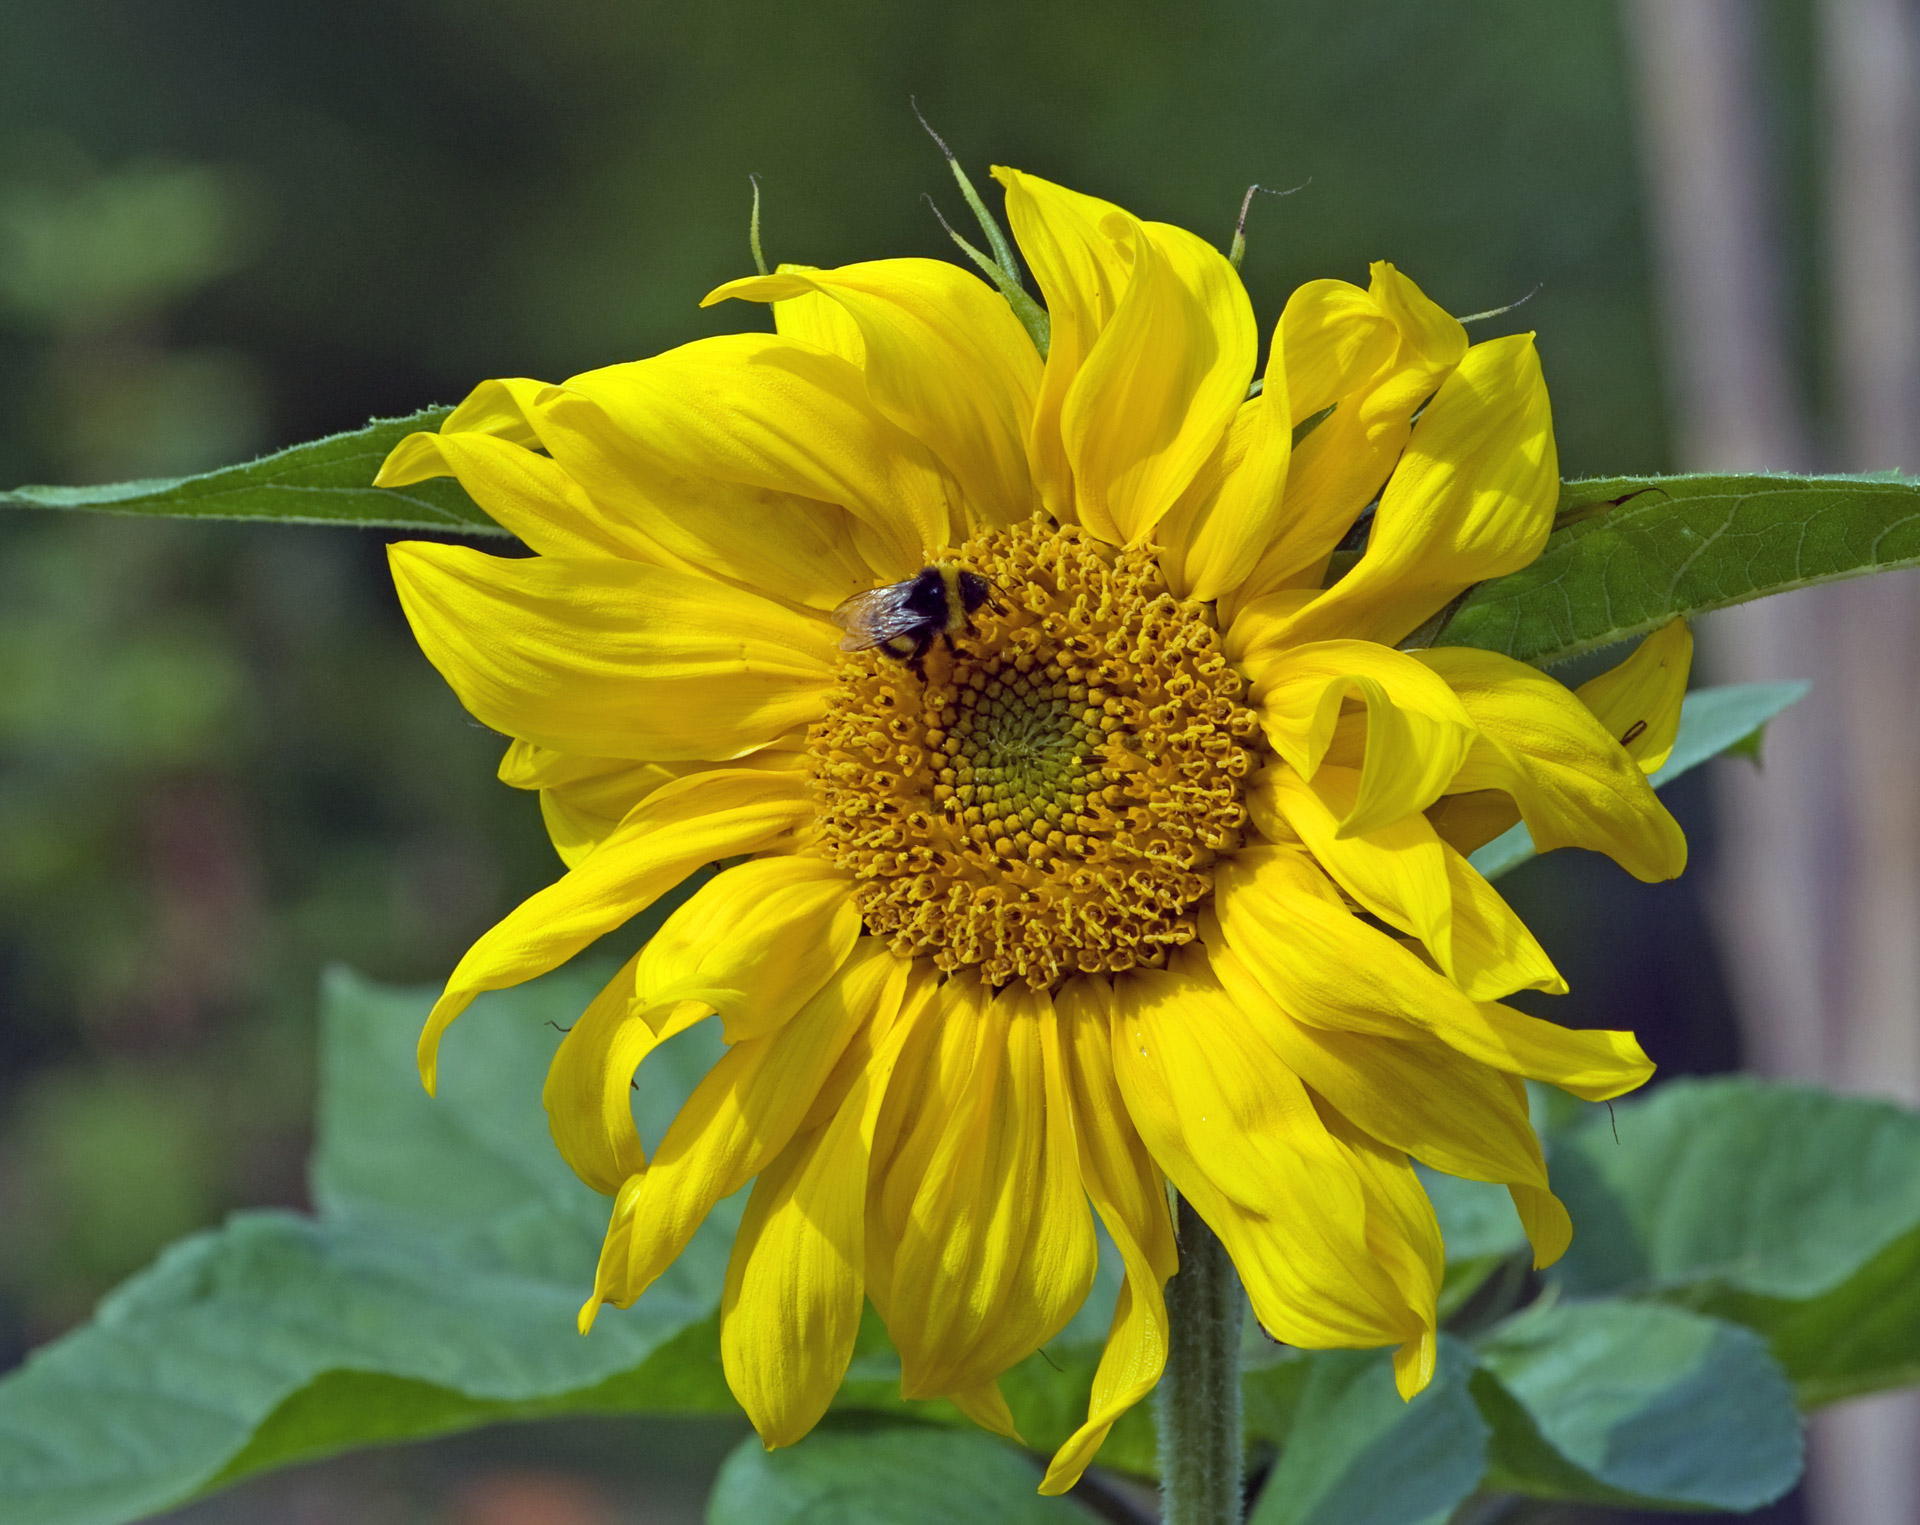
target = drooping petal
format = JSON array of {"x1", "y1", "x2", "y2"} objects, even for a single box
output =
[
  {"x1": 1245, "y1": 639, "x2": 1477, "y2": 836},
  {"x1": 1041, "y1": 976, "x2": 1178, "y2": 1494},
  {"x1": 583, "y1": 939, "x2": 907, "y2": 1326},
  {"x1": 1207, "y1": 942, "x2": 1565, "y2": 1262},
  {"x1": 633, "y1": 857, "x2": 863, "y2": 1043},
  {"x1": 719, "y1": 972, "x2": 914, "y2": 1447},
  {"x1": 417, "y1": 767, "x2": 814, "y2": 1090},
  {"x1": 706, "y1": 259, "x2": 1041, "y2": 530},
  {"x1": 869, "y1": 977, "x2": 1097, "y2": 1399},
  {"x1": 1574, "y1": 618, "x2": 1693, "y2": 773},
  {"x1": 1263, "y1": 333, "x2": 1556, "y2": 649},
  {"x1": 1108, "y1": 967, "x2": 1428, "y2": 1354},
  {"x1": 1415, "y1": 647, "x2": 1688, "y2": 882},
  {"x1": 389, "y1": 542, "x2": 839, "y2": 762},
  {"x1": 1310, "y1": 1098, "x2": 1444, "y2": 1394},
  {"x1": 540, "y1": 952, "x2": 711, "y2": 1196},
  {"x1": 1212, "y1": 848, "x2": 1645, "y2": 1096},
  {"x1": 994, "y1": 168, "x2": 1255, "y2": 545}
]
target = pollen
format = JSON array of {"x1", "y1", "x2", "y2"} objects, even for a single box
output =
[{"x1": 807, "y1": 516, "x2": 1262, "y2": 987}]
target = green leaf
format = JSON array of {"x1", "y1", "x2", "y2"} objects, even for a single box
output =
[
  {"x1": 1552, "y1": 1076, "x2": 1920, "y2": 1404},
  {"x1": 1469, "y1": 680, "x2": 1808, "y2": 880},
  {"x1": 0, "y1": 959, "x2": 737, "y2": 1525},
  {"x1": 0, "y1": 409, "x2": 505, "y2": 536},
  {"x1": 705, "y1": 1426, "x2": 1093, "y2": 1525},
  {"x1": 1248, "y1": 1339, "x2": 1486, "y2": 1525},
  {"x1": 1473, "y1": 1299, "x2": 1802, "y2": 1512},
  {"x1": 1442, "y1": 473, "x2": 1920, "y2": 666}
]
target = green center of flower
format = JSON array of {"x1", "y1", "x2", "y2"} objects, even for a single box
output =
[
  {"x1": 944, "y1": 659, "x2": 1104, "y2": 847},
  {"x1": 807, "y1": 515, "x2": 1263, "y2": 988}
]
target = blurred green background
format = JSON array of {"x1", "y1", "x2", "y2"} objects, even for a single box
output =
[{"x1": 0, "y1": 1, "x2": 1810, "y2": 1520}]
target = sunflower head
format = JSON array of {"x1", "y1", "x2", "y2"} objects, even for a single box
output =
[{"x1": 377, "y1": 165, "x2": 1686, "y2": 1494}]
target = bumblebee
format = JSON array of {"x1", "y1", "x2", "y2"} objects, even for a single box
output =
[{"x1": 830, "y1": 563, "x2": 999, "y2": 673}]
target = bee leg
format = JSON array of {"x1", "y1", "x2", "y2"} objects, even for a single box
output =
[{"x1": 908, "y1": 627, "x2": 937, "y2": 681}]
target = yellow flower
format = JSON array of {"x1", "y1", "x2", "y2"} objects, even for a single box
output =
[{"x1": 376, "y1": 169, "x2": 1685, "y2": 1493}]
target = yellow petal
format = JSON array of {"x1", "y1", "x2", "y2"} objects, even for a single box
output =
[
  {"x1": 1425, "y1": 788, "x2": 1523, "y2": 858},
  {"x1": 417, "y1": 768, "x2": 813, "y2": 1090},
  {"x1": 1415, "y1": 647, "x2": 1688, "y2": 882},
  {"x1": 1158, "y1": 316, "x2": 1293, "y2": 602},
  {"x1": 871, "y1": 978, "x2": 1097, "y2": 1398},
  {"x1": 993, "y1": 169, "x2": 1135, "y2": 530},
  {"x1": 389, "y1": 375, "x2": 881, "y2": 611},
  {"x1": 1574, "y1": 619, "x2": 1693, "y2": 773},
  {"x1": 634, "y1": 857, "x2": 863, "y2": 1043},
  {"x1": 1213, "y1": 848, "x2": 1629, "y2": 1091},
  {"x1": 993, "y1": 168, "x2": 1255, "y2": 545},
  {"x1": 1246, "y1": 639, "x2": 1477, "y2": 836},
  {"x1": 500, "y1": 740, "x2": 810, "y2": 869},
  {"x1": 1209, "y1": 942, "x2": 1550, "y2": 1200},
  {"x1": 1252, "y1": 764, "x2": 1561, "y2": 1001},
  {"x1": 1269, "y1": 333, "x2": 1556, "y2": 649},
  {"x1": 1221, "y1": 265, "x2": 1467, "y2": 621},
  {"x1": 1041, "y1": 976, "x2": 1178, "y2": 1494},
  {"x1": 590, "y1": 940, "x2": 907, "y2": 1320},
  {"x1": 720, "y1": 979, "x2": 913, "y2": 1448},
  {"x1": 1312, "y1": 1099, "x2": 1443, "y2": 1379},
  {"x1": 707, "y1": 259, "x2": 1041, "y2": 531},
  {"x1": 378, "y1": 423, "x2": 658, "y2": 562},
  {"x1": 565, "y1": 334, "x2": 957, "y2": 575},
  {"x1": 1061, "y1": 219, "x2": 1256, "y2": 545},
  {"x1": 388, "y1": 541, "x2": 839, "y2": 762},
  {"x1": 770, "y1": 263, "x2": 867, "y2": 363},
  {"x1": 1473, "y1": 1001, "x2": 1656, "y2": 1102},
  {"x1": 1108, "y1": 967, "x2": 1425, "y2": 1350},
  {"x1": 948, "y1": 1381, "x2": 1022, "y2": 1441},
  {"x1": 541, "y1": 952, "x2": 710, "y2": 1196}
]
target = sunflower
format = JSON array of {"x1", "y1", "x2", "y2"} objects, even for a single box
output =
[{"x1": 377, "y1": 168, "x2": 1685, "y2": 1494}]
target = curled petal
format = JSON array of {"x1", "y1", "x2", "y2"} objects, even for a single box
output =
[
  {"x1": 1212, "y1": 848, "x2": 1648, "y2": 1096},
  {"x1": 1416, "y1": 646, "x2": 1688, "y2": 882},
  {"x1": 541, "y1": 953, "x2": 709, "y2": 1196},
  {"x1": 1263, "y1": 333, "x2": 1556, "y2": 649},
  {"x1": 1574, "y1": 618, "x2": 1693, "y2": 773},
  {"x1": 1246, "y1": 639, "x2": 1477, "y2": 836}
]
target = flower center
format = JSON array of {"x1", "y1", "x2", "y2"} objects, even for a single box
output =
[{"x1": 807, "y1": 516, "x2": 1262, "y2": 987}]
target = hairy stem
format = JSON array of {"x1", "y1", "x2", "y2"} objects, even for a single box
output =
[{"x1": 1156, "y1": 1195, "x2": 1245, "y2": 1525}]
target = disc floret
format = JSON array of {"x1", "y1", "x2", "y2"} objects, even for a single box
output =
[{"x1": 809, "y1": 516, "x2": 1262, "y2": 987}]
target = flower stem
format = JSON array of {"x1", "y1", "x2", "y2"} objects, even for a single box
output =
[{"x1": 1156, "y1": 1194, "x2": 1244, "y2": 1525}]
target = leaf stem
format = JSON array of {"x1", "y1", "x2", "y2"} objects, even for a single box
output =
[{"x1": 1157, "y1": 1195, "x2": 1245, "y2": 1525}]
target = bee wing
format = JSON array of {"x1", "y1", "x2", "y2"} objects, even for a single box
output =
[{"x1": 830, "y1": 584, "x2": 924, "y2": 652}]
